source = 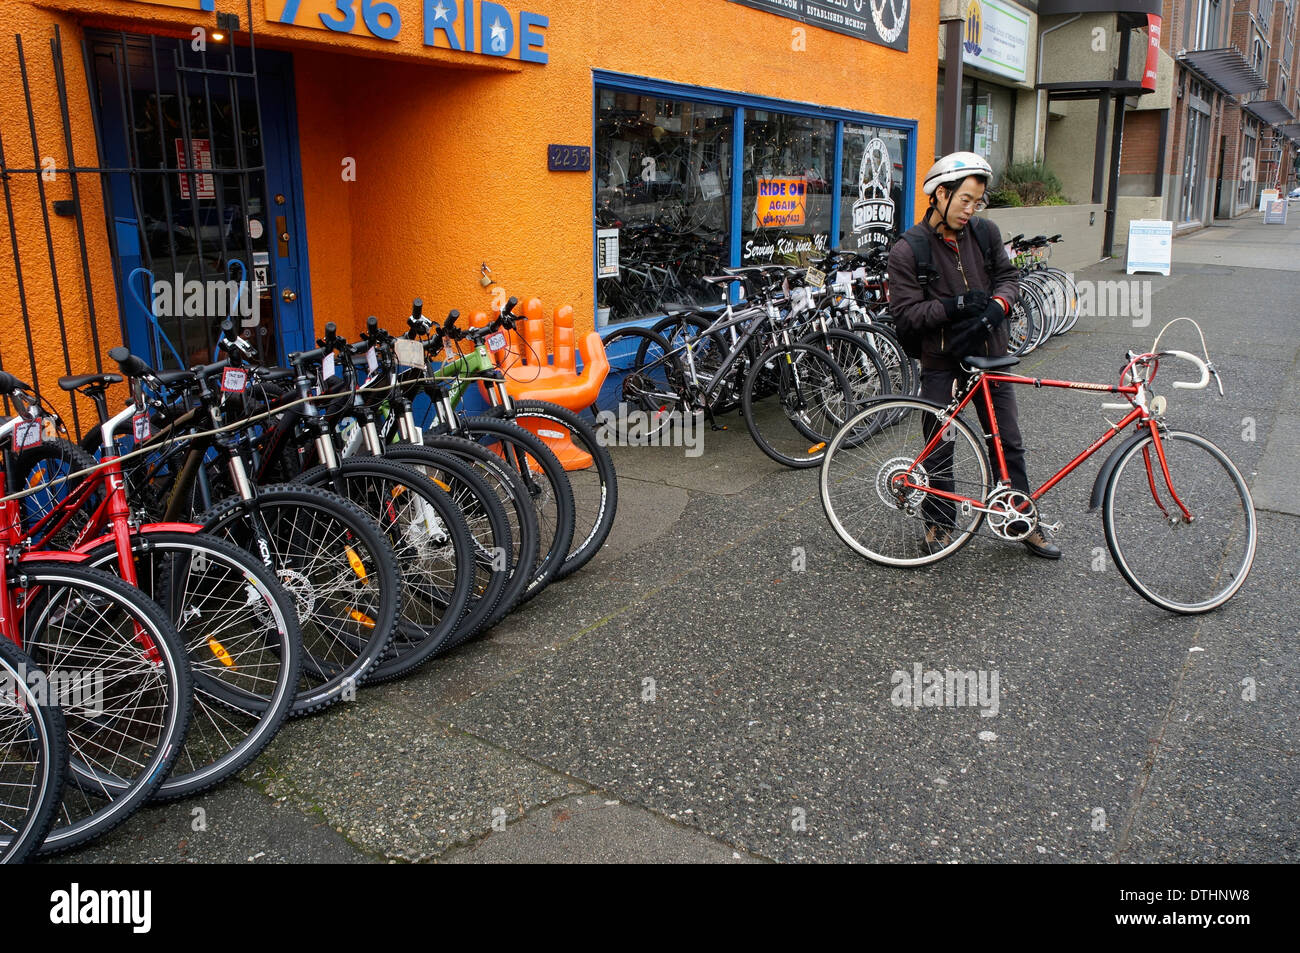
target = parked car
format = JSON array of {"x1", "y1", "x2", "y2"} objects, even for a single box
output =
[{"x1": 1288, "y1": 187, "x2": 1300, "y2": 199}]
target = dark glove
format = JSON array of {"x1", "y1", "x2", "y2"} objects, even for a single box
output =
[
  {"x1": 939, "y1": 290, "x2": 990, "y2": 320},
  {"x1": 978, "y1": 299, "x2": 1006, "y2": 331}
]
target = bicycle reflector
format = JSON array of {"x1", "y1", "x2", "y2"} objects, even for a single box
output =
[
  {"x1": 344, "y1": 545, "x2": 368, "y2": 581},
  {"x1": 207, "y1": 636, "x2": 235, "y2": 668}
]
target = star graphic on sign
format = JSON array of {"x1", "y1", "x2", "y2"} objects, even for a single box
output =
[
  {"x1": 432, "y1": 1, "x2": 449, "y2": 21},
  {"x1": 490, "y1": 17, "x2": 507, "y2": 46}
]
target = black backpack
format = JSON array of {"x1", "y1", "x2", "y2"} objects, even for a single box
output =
[{"x1": 891, "y1": 217, "x2": 998, "y2": 360}]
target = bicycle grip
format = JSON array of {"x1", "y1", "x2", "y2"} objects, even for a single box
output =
[
  {"x1": 0, "y1": 370, "x2": 29, "y2": 393},
  {"x1": 411, "y1": 298, "x2": 423, "y2": 320},
  {"x1": 1101, "y1": 403, "x2": 1131, "y2": 411},
  {"x1": 108, "y1": 346, "x2": 153, "y2": 380}
]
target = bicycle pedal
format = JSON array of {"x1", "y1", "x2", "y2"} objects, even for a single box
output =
[{"x1": 1039, "y1": 520, "x2": 1061, "y2": 534}]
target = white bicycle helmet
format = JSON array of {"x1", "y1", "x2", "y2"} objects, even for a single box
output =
[{"x1": 922, "y1": 152, "x2": 994, "y2": 195}]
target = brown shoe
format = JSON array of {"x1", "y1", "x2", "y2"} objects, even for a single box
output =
[{"x1": 1022, "y1": 528, "x2": 1062, "y2": 559}]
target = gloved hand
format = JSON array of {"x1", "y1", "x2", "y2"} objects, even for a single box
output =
[
  {"x1": 939, "y1": 290, "x2": 991, "y2": 320},
  {"x1": 977, "y1": 298, "x2": 1007, "y2": 331}
]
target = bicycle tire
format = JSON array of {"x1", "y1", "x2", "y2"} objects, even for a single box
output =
[
  {"x1": 0, "y1": 639, "x2": 67, "y2": 864},
  {"x1": 11, "y1": 439, "x2": 101, "y2": 551},
  {"x1": 500, "y1": 400, "x2": 618, "y2": 581},
  {"x1": 1102, "y1": 429, "x2": 1257, "y2": 614},
  {"x1": 370, "y1": 443, "x2": 512, "y2": 660},
  {"x1": 292, "y1": 458, "x2": 474, "y2": 678},
  {"x1": 198, "y1": 483, "x2": 400, "y2": 716},
  {"x1": 16, "y1": 562, "x2": 192, "y2": 855},
  {"x1": 416, "y1": 433, "x2": 540, "y2": 634},
  {"x1": 741, "y1": 342, "x2": 854, "y2": 469},
  {"x1": 798, "y1": 327, "x2": 891, "y2": 410},
  {"x1": 820, "y1": 398, "x2": 993, "y2": 566},
  {"x1": 451, "y1": 416, "x2": 575, "y2": 603},
  {"x1": 82, "y1": 531, "x2": 302, "y2": 801}
]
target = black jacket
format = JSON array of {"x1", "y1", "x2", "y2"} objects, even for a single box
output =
[{"x1": 887, "y1": 216, "x2": 1020, "y2": 371}]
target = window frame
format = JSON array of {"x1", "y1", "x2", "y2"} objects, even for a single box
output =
[{"x1": 592, "y1": 70, "x2": 917, "y2": 328}]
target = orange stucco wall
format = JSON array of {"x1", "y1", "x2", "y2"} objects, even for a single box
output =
[{"x1": 1, "y1": 0, "x2": 937, "y2": 402}]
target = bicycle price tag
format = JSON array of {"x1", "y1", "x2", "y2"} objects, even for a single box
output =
[
  {"x1": 321, "y1": 353, "x2": 336, "y2": 379},
  {"x1": 392, "y1": 337, "x2": 427, "y2": 369},
  {"x1": 853, "y1": 267, "x2": 867, "y2": 280},
  {"x1": 220, "y1": 367, "x2": 247, "y2": 394},
  {"x1": 11, "y1": 419, "x2": 42, "y2": 451},
  {"x1": 132, "y1": 413, "x2": 151, "y2": 442},
  {"x1": 366, "y1": 347, "x2": 379, "y2": 373},
  {"x1": 805, "y1": 266, "x2": 827, "y2": 289},
  {"x1": 486, "y1": 332, "x2": 507, "y2": 352}
]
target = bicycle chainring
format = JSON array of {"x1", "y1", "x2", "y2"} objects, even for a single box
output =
[
  {"x1": 985, "y1": 488, "x2": 1037, "y2": 541},
  {"x1": 877, "y1": 456, "x2": 929, "y2": 510}
]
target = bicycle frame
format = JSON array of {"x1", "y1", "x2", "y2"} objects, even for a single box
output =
[{"x1": 896, "y1": 367, "x2": 1191, "y2": 517}]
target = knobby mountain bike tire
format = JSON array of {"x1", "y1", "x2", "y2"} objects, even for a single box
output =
[
  {"x1": 16, "y1": 562, "x2": 192, "y2": 856},
  {"x1": 293, "y1": 458, "x2": 474, "y2": 673},
  {"x1": 82, "y1": 531, "x2": 302, "y2": 800},
  {"x1": 0, "y1": 638, "x2": 68, "y2": 864},
  {"x1": 444, "y1": 416, "x2": 575, "y2": 604},
  {"x1": 493, "y1": 400, "x2": 618, "y2": 582},
  {"x1": 370, "y1": 443, "x2": 512, "y2": 665},
  {"x1": 1102, "y1": 429, "x2": 1257, "y2": 614},
  {"x1": 416, "y1": 433, "x2": 540, "y2": 634},
  {"x1": 198, "y1": 483, "x2": 401, "y2": 716}
]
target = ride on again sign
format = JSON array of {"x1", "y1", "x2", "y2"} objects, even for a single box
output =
[{"x1": 756, "y1": 178, "x2": 807, "y2": 228}]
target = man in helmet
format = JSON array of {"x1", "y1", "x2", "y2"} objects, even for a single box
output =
[{"x1": 887, "y1": 152, "x2": 1061, "y2": 559}]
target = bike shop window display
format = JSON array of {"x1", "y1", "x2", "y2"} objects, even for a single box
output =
[
  {"x1": 839, "y1": 124, "x2": 906, "y2": 251},
  {"x1": 739, "y1": 111, "x2": 836, "y2": 267},
  {"x1": 595, "y1": 90, "x2": 733, "y2": 324}
]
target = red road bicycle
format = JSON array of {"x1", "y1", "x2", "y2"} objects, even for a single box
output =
[{"x1": 819, "y1": 345, "x2": 1257, "y2": 614}]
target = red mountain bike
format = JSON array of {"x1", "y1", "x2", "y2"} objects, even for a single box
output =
[{"x1": 819, "y1": 347, "x2": 1257, "y2": 614}]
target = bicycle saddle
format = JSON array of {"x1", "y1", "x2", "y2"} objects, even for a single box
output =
[
  {"x1": 58, "y1": 372, "x2": 122, "y2": 392},
  {"x1": 962, "y1": 355, "x2": 1020, "y2": 371}
]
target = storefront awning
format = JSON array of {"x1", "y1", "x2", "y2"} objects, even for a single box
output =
[
  {"x1": 1242, "y1": 99, "x2": 1296, "y2": 126},
  {"x1": 1176, "y1": 48, "x2": 1267, "y2": 96},
  {"x1": 1038, "y1": 0, "x2": 1161, "y2": 15},
  {"x1": 1279, "y1": 121, "x2": 1300, "y2": 141},
  {"x1": 1037, "y1": 79, "x2": 1149, "y2": 100}
]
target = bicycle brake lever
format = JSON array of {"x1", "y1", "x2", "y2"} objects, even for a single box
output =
[{"x1": 1207, "y1": 362, "x2": 1224, "y2": 397}]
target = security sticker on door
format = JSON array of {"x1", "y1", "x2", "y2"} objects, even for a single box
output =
[
  {"x1": 486, "y1": 332, "x2": 507, "y2": 351},
  {"x1": 221, "y1": 367, "x2": 248, "y2": 393},
  {"x1": 393, "y1": 337, "x2": 427, "y2": 369},
  {"x1": 11, "y1": 420, "x2": 42, "y2": 451}
]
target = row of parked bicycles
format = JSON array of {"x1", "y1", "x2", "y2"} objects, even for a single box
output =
[{"x1": 0, "y1": 297, "x2": 617, "y2": 862}]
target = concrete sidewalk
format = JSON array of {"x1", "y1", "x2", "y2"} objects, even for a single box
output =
[{"x1": 55, "y1": 213, "x2": 1300, "y2": 864}]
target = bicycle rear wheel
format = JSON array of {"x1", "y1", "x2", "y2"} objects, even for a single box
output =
[
  {"x1": 820, "y1": 398, "x2": 992, "y2": 566},
  {"x1": 0, "y1": 639, "x2": 67, "y2": 864},
  {"x1": 1102, "y1": 429, "x2": 1257, "y2": 614}
]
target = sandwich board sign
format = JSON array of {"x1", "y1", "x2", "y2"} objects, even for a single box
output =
[
  {"x1": 1264, "y1": 199, "x2": 1287, "y2": 224},
  {"x1": 1125, "y1": 219, "x2": 1173, "y2": 276}
]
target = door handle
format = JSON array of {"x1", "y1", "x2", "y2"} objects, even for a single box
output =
[{"x1": 282, "y1": 288, "x2": 297, "y2": 302}]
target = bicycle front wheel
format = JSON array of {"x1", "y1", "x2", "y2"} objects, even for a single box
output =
[
  {"x1": 83, "y1": 531, "x2": 302, "y2": 801},
  {"x1": 0, "y1": 638, "x2": 67, "y2": 864},
  {"x1": 1102, "y1": 429, "x2": 1257, "y2": 614},
  {"x1": 15, "y1": 562, "x2": 192, "y2": 855},
  {"x1": 741, "y1": 343, "x2": 854, "y2": 469},
  {"x1": 820, "y1": 398, "x2": 992, "y2": 566}
]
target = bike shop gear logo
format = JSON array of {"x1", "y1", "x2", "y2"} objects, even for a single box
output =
[
  {"x1": 963, "y1": 0, "x2": 983, "y2": 56},
  {"x1": 852, "y1": 137, "x2": 896, "y2": 248},
  {"x1": 870, "y1": 0, "x2": 909, "y2": 45}
]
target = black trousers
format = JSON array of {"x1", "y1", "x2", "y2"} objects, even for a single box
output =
[{"x1": 919, "y1": 368, "x2": 1030, "y2": 526}]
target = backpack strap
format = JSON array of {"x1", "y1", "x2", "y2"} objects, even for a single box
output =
[
  {"x1": 967, "y1": 217, "x2": 998, "y2": 280},
  {"x1": 902, "y1": 226, "x2": 936, "y2": 299}
]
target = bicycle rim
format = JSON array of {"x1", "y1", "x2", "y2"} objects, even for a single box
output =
[
  {"x1": 742, "y1": 344, "x2": 854, "y2": 469},
  {"x1": 0, "y1": 639, "x2": 66, "y2": 864},
  {"x1": 1103, "y1": 430, "x2": 1257, "y2": 613},
  {"x1": 820, "y1": 399, "x2": 991, "y2": 566}
]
